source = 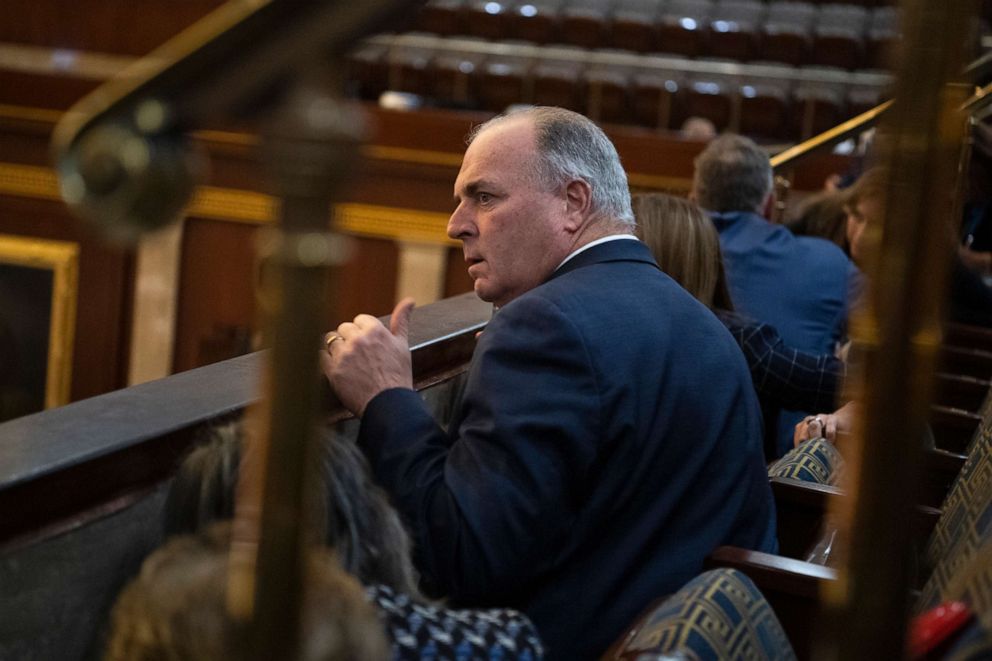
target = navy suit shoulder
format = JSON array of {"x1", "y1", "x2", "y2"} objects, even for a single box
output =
[{"x1": 359, "y1": 239, "x2": 776, "y2": 660}]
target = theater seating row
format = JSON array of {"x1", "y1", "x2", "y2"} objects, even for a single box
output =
[
  {"x1": 604, "y1": 320, "x2": 992, "y2": 659},
  {"x1": 346, "y1": 35, "x2": 889, "y2": 140},
  {"x1": 685, "y1": 324, "x2": 992, "y2": 658},
  {"x1": 415, "y1": 0, "x2": 901, "y2": 71}
]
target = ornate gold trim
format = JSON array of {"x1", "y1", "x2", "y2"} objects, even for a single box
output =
[
  {"x1": 189, "y1": 185, "x2": 274, "y2": 224},
  {"x1": 0, "y1": 234, "x2": 79, "y2": 408},
  {"x1": 188, "y1": 185, "x2": 455, "y2": 244},
  {"x1": 336, "y1": 204, "x2": 455, "y2": 245},
  {"x1": 0, "y1": 163, "x2": 457, "y2": 245},
  {"x1": 0, "y1": 104, "x2": 63, "y2": 124},
  {"x1": 627, "y1": 172, "x2": 693, "y2": 193},
  {"x1": 0, "y1": 163, "x2": 59, "y2": 199}
]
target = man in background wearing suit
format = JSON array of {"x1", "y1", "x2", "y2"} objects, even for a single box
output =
[
  {"x1": 321, "y1": 107, "x2": 776, "y2": 660},
  {"x1": 692, "y1": 134, "x2": 861, "y2": 458}
]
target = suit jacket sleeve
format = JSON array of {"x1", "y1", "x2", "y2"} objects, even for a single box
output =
[
  {"x1": 357, "y1": 294, "x2": 601, "y2": 603},
  {"x1": 738, "y1": 321, "x2": 845, "y2": 413}
]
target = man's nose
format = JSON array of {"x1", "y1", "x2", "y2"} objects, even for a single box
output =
[{"x1": 447, "y1": 203, "x2": 474, "y2": 240}]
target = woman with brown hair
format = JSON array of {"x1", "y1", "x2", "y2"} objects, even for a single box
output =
[
  {"x1": 633, "y1": 193, "x2": 847, "y2": 458},
  {"x1": 785, "y1": 189, "x2": 852, "y2": 256}
]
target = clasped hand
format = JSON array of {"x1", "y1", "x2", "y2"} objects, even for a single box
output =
[
  {"x1": 792, "y1": 400, "x2": 858, "y2": 447},
  {"x1": 320, "y1": 298, "x2": 416, "y2": 416}
]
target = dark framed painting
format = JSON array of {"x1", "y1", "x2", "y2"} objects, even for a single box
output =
[{"x1": 0, "y1": 234, "x2": 79, "y2": 422}]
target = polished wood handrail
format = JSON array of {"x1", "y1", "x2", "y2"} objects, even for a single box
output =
[
  {"x1": 770, "y1": 80, "x2": 992, "y2": 175},
  {"x1": 770, "y1": 100, "x2": 892, "y2": 174}
]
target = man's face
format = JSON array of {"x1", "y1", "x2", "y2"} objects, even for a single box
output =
[
  {"x1": 448, "y1": 118, "x2": 573, "y2": 307},
  {"x1": 846, "y1": 196, "x2": 882, "y2": 266}
]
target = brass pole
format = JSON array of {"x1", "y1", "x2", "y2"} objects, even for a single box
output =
[
  {"x1": 814, "y1": 1, "x2": 977, "y2": 659},
  {"x1": 228, "y1": 74, "x2": 363, "y2": 661}
]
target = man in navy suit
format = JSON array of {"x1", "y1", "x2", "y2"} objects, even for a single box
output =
[{"x1": 321, "y1": 107, "x2": 776, "y2": 660}]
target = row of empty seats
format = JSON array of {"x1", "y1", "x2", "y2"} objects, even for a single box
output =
[
  {"x1": 415, "y1": 0, "x2": 901, "y2": 70},
  {"x1": 346, "y1": 35, "x2": 889, "y2": 140}
]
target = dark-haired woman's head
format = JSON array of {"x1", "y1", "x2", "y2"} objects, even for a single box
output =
[
  {"x1": 164, "y1": 420, "x2": 422, "y2": 599},
  {"x1": 318, "y1": 430, "x2": 421, "y2": 597},
  {"x1": 787, "y1": 190, "x2": 851, "y2": 254}
]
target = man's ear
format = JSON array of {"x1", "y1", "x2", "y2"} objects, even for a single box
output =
[
  {"x1": 760, "y1": 191, "x2": 776, "y2": 220},
  {"x1": 563, "y1": 179, "x2": 593, "y2": 231}
]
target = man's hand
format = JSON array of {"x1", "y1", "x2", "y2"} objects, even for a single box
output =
[{"x1": 320, "y1": 298, "x2": 416, "y2": 416}]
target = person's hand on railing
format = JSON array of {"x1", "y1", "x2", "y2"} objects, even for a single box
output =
[{"x1": 320, "y1": 298, "x2": 415, "y2": 417}]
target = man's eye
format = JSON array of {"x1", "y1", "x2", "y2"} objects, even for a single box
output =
[{"x1": 477, "y1": 192, "x2": 492, "y2": 204}]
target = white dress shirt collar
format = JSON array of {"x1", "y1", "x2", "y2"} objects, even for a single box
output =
[{"x1": 555, "y1": 234, "x2": 640, "y2": 272}]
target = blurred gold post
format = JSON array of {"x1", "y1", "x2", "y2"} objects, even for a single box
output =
[
  {"x1": 813, "y1": 0, "x2": 978, "y2": 659},
  {"x1": 227, "y1": 73, "x2": 363, "y2": 661}
]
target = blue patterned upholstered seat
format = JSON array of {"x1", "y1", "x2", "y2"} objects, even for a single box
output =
[
  {"x1": 919, "y1": 409, "x2": 992, "y2": 609},
  {"x1": 767, "y1": 437, "x2": 845, "y2": 485},
  {"x1": 608, "y1": 569, "x2": 796, "y2": 661},
  {"x1": 922, "y1": 535, "x2": 992, "y2": 659}
]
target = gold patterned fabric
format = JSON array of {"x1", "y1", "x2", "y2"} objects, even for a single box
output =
[
  {"x1": 967, "y1": 387, "x2": 992, "y2": 457},
  {"x1": 930, "y1": 537, "x2": 992, "y2": 660},
  {"x1": 920, "y1": 403, "x2": 992, "y2": 609},
  {"x1": 616, "y1": 569, "x2": 796, "y2": 661},
  {"x1": 767, "y1": 437, "x2": 845, "y2": 485}
]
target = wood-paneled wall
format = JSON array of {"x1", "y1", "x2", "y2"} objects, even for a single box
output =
[
  {"x1": 0, "y1": 0, "x2": 224, "y2": 55},
  {"x1": 0, "y1": 192, "x2": 132, "y2": 402}
]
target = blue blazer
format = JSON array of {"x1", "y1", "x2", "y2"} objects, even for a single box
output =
[
  {"x1": 359, "y1": 239, "x2": 777, "y2": 660},
  {"x1": 712, "y1": 210, "x2": 860, "y2": 356}
]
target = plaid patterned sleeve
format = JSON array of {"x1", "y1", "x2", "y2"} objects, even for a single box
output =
[
  {"x1": 367, "y1": 584, "x2": 545, "y2": 660},
  {"x1": 718, "y1": 312, "x2": 845, "y2": 413}
]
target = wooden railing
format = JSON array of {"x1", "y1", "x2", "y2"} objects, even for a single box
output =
[
  {"x1": 0, "y1": 292, "x2": 489, "y2": 548},
  {"x1": 771, "y1": 65, "x2": 992, "y2": 176},
  {"x1": 0, "y1": 291, "x2": 489, "y2": 660},
  {"x1": 770, "y1": 100, "x2": 892, "y2": 174}
]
